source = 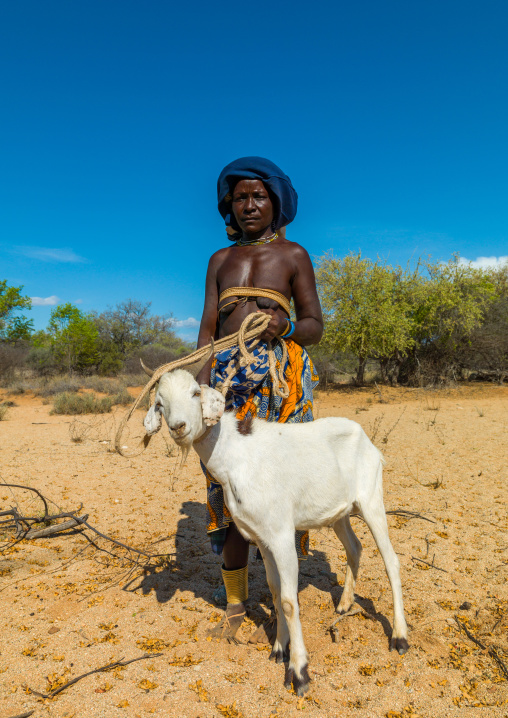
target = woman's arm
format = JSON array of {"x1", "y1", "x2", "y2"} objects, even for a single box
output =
[
  {"x1": 288, "y1": 245, "x2": 323, "y2": 346},
  {"x1": 196, "y1": 253, "x2": 221, "y2": 385},
  {"x1": 256, "y1": 245, "x2": 323, "y2": 346}
]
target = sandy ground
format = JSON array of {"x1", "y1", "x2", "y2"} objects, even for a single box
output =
[{"x1": 0, "y1": 382, "x2": 507, "y2": 718}]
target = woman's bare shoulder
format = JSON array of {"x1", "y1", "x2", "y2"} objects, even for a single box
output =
[
  {"x1": 208, "y1": 245, "x2": 232, "y2": 268},
  {"x1": 277, "y1": 239, "x2": 311, "y2": 261},
  {"x1": 277, "y1": 237, "x2": 308, "y2": 250}
]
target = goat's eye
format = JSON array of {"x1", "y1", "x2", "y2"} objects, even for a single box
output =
[
  {"x1": 193, "y1": 390, "x2": 201, "y2": 397},
  {"x1": 155, "y1": 402, "x2": 162, "y2": 410}
]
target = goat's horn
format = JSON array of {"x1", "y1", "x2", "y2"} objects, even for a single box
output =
[
  {"x1": 140, "y1": 358, "x2": 154, "y2": 377},
  {"x1": 186, "y1": 339, "x2": 215, "y2": 379}
]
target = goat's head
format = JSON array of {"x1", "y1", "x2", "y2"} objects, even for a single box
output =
[
  {"x1": 143, "y1": 370, "x2": 225, "y2": 449},
  {"x1": 144, "y1": 370, "x2": 225, "y2": 447}
]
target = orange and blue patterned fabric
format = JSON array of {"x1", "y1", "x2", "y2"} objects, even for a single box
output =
[{"x1": 202, "y1": 338, "x2": 319, "y2": 557}]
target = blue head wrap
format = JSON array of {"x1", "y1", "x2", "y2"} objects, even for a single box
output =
[{"x1": 217, "y1": 156, "x2": 298, "y2": 237}]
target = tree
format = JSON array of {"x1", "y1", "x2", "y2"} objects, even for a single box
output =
[
  {"x1": 399, "y1": 257, "x2": 496, "y2": 384},
  {"x1": 315, "y1": 252, "x2": 415, "y2": 385},
  {"x1": 47, "y1": 303, "x2": 99, "y2": 373},
  {"x1": 92, "y1": 299, "x2": 176, "y2": 356},
  {"x1": 0, "y1": 280, "x2": 33, "y2": 341},
  {"x1": 92, "y1": 299, "x2": 188, "y2": 374},
  {"x1": 442, "y1": 261, "x2": 507, "y2": 381}
]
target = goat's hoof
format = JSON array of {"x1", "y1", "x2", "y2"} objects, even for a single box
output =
[
  {"x1": 284, "y1": 664, "x2": 310, "y2": 696},
  {"x1": 390, "y1": 637, "x2": 409, "y2": 655},
  {"x1": 269, "y1": 645, "x2": 289, "y2": 664}
]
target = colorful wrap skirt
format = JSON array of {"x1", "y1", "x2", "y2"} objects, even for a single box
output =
[{"x1": 201, "y1": 338, "x2": 319, "y2": 558}]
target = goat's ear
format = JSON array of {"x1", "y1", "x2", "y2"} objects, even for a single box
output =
[
  {"x1": 200, "y1": 386, "x2": 225, "y2": 427},
  {"x1": 144, "y1": 403, "x2": 163, "y2": 436}
]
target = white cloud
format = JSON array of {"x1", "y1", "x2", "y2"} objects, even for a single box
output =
[
  {"x1": 74, "y1": 299, "x2": 83, "y2": 304},
  {"x1": 17, "y1": 246, "x2": 87, "y2": 263},
  {"x1": 31, "y1": 295, "x2": 60, "y2": 306},
  {"x1": 174, "y1": 317, "x2": 200, "y2": 328},
  {"x1": 458, "y1": 255, "x2": 508, "y2": 269}
]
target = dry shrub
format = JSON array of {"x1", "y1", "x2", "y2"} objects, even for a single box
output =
[
  {"x1": 4, "y1": 379, "x2": 42, "y2": 395},
  {"x1": 69, "y1": 415, "x2": 114, "y2": 443},
  {"x1": 80, "y1": 376, "x2": 127, "y2": 394},
  {"x1": 51, "y1": 392, "x2": 113, "y2": 415},
  {"x1": 123, "y1": 373, "x2": 146, "y2": 388},
  {"x1": 0, "y1": 343, "x2": 29, "y2": 384},
  {"x1": 69, "y1": 419, "x2": 92, "y2": 442},
  {"x1": 111, "y1": 389, "x2": 133, "y2": 406},
  {"x1": 0, "y1": 403, "x2": 9, "y2": 421},
  {"x1": 35, "y1": 378, "x2": 81, "y2": 396}
]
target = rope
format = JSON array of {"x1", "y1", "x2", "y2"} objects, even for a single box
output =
[
  {"x1": 114, "y1": 313, "x2": 289, "y2": 458},
  {"x1": 218, "y1": 287, "x2": 291, "y2": 316}
]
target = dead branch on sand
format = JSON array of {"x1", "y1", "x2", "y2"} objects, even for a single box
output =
[
  {"x1": 351, "y1": 509, "x2": 435, "y2": 525},
  {"x1": 25, "y1": 652, "x2": 162, "y2": 699},
  {"x1": 0, "y1": 483, "x2": 175, "y2": 570},
  {"x1": 411, "y1": 555, "x2": 448, "y2": 572},
  {"x1": 454, "y1": 616, "x2": 508, "y2": 681}
]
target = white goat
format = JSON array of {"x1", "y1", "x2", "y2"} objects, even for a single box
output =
[{"x1": 144, "y1": 367, "x2": 409, "y2": 695}]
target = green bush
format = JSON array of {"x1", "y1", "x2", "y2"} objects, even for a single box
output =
[{"x1": 51, "y1": 392, "x2": 113, "y2": 415}]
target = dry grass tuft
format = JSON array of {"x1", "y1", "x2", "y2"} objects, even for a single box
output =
[{"x1": 423, "y1": 397, "x2": 441, "y2": 411}]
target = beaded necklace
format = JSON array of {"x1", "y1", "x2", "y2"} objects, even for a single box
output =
[{"x1": 235, "y1": 232, "x2": 278, "y2": 247}]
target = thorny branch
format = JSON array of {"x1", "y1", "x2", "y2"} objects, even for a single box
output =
[
  {"x1": 26, "y1": 652, "x2": 163, "y2": 699},
  {"x1": 2, "y1": 483, "x2": 50, "y2": 518},
  {"x1": 0, "y1": 483, "x2": 175, "y2": 570}
]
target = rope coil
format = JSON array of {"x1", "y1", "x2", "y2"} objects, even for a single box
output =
[
  {"x1": 114, "y1": 313, "x2": 289, "y2": 457},
  {"x1": 218, "y1": 287, "x2": 291, "y2": 316}
]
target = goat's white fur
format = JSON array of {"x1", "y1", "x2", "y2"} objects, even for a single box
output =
[{"x1": 145, "y1": 369, "x2": 408, "y2": 694}]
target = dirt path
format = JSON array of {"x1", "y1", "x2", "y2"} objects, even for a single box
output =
[{"x1": 1, "y1": 383, "x2": 507, "y2": 717}]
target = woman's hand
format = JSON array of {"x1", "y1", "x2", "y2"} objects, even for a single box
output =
[{"x1": 256, "y1": 310, "x2": 290, "y2": 341}]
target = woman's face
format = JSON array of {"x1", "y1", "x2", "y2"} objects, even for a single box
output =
[{"x1": 231, "y1": 179, "x2": 274, "y2": 237}]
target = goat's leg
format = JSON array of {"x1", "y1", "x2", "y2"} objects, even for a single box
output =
[
  {"x1": 257, "y1": 546, "x2": 289, "y2": 663},
  {"x1": 360, "y1": 492, "x2": 409, "y2": 654},
  {"x1": 332, "y1": 515, "x2": 362, "y2": 615},
  {"x1": 270, "y1": 538, "x2": 310, "y2": 696}
]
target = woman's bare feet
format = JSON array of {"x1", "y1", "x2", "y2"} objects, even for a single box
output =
[{"x1": 207, "y1": 602, "x2": 247, "y2": 644}]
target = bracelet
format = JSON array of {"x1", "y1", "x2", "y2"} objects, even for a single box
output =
[{"x1": 280, "y1": 319, "x2": 295, "y2": 338}]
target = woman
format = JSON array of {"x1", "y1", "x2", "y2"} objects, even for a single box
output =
[{"x1": 197, "y1": 156, "x2": 323, "y2": 641}]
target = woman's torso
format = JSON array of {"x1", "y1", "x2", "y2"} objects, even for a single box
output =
[{"x1": 216, "y1": 239, "x2": 295, "y2": 338}]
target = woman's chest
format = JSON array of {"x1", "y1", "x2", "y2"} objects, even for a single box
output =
[{"x1": 216, "y1": 246, "x2": 293, "y2": 290}]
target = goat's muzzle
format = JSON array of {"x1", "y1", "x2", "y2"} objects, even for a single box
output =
[{"x1": 169, "y1": 421, "x2": 187, "y2": 438}]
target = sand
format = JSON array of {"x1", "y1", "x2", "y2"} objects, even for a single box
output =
[{"x1": 0, "y1": 382, "x2": 507, "y2": 718}]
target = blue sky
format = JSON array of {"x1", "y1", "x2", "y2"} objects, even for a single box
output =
[{"x1": 1, "y1": 1, "x2": 507, "y2": 342}]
